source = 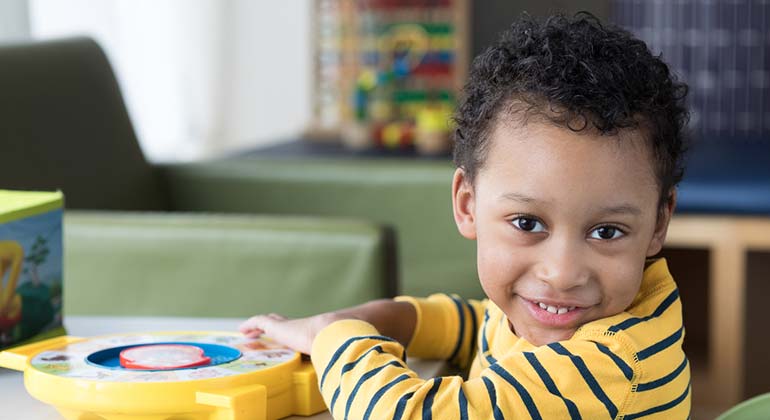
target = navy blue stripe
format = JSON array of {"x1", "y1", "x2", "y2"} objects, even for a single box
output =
[
  {"x1": 609, "y1": 289, "x2": 679, "y2": 332},
  {"x1": 330, "y1": 388, "x2": 341, "y2": 416},
  {"x1": 340, "y1": 345, "x2": 386, "y2": 376},
  {"x1": 421, "y1": 377, "x2": 443, "y2": 420},
  {"x1": 320, "y1": 335, "x2": 396, "y2": 389},
  {"x1": 625, "y1": 382, "x2": 690, "y2": 419},
  {"x1": 524, "y1": 352, "x2": 581, "y2": 420},
  {"x1": 636, "y1": 357, "x2": 689, "y2": 392},
  {"x1": 481, "y1": 310, "x2": 491, "y2": 353},
  {"x1": 481, "y1": 376, "x2": 505, "y2": 420},
  {"x1": 549, "y1": 343, "x2": 618, "y2": 419},
  {"x1": 458, "y1": 387, "x2": 469, "y2": 420},
  {"x1": 363, "y1": 373, "x2": 411, "y2": 420},
  {"x1": 443, "y1": 294, "x2": 466, "y2": 364},
  {"x1": 465, "y1": 300, "x2": 479, "y2": 364},
  {"x1": 489, "y1": 363, "x2": 543, "y2": 420},
  {"x1": 481, "y1": 310, "x2": 497, "y2": 365},
  {"x1": 636, "y1": 326, "x2": 684, "y2": 361},
  {"x1": 330, "y1": 345, "x2": 388, "y2": 415},
  {"x1": 344, "y1": 361, "x2": 402, "y2": 420},
  {"x1": 392, "y1": 391, "x2": 416, "y2": 420},
  {"x1": 593, "y1": 342, "x2": 634, "y2": 381}
]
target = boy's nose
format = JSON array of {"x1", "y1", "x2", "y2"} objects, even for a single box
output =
[{"x1": 534, "y1": 239, "x2": 591, "y2": 291}]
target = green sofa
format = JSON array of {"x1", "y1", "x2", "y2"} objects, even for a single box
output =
[
  {"x1": 162, "y1": 158, "x2": 483, "y2": 299},
  {"x1": 65, "y1": 212, "x2": 393, "y2": 317},
  {"x1": 0, "y1": 37, "x2": 397, "y2": 317}
]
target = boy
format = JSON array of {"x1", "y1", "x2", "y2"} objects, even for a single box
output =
[{"x1": 241, "y1": 13, "x2": 690, "y2": 419}]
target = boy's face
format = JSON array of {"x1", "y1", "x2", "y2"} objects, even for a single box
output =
[{"x1": 452, "y1": 120, "x2": 674, "y2": 347}]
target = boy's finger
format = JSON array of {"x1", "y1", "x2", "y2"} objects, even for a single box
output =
[
  {"x1": 237, "y1": 319, "x2": 254, "y2": 333},
  {"x1": 239, "y1": 313, "x2": 288, "y2": 333},
  {"x1": 243, "y1": 328, "x2": 264, "y2": 338},
  {"x1": 239, "y1": 315, "x2": 272, "y2": 333},
  {"x1": 238, "y1": 324, "x2": 263, "y2": 335}
]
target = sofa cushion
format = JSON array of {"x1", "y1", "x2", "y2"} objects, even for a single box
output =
[{"x1": 64, "y1": 211, "x2": 395, "y2": 317}]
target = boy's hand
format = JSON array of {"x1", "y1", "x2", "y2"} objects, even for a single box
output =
[
  {"x1": 238, "y1": 312, "x2": 349, "y2": 355},
  {"x1": 239, "y1": 300, "x2": 416, "y2": 355}
]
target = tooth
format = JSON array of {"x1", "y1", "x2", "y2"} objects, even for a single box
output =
[
  {"x1": 538, "y1": 302, "x2": 548, "y2": 309},
  {"x1": 546, "y1": 305, "x2": 557, "y2": 314},
  {"x1": 557, "y1": 307, "x2": 568, "y2": 315},
  {"x1": 569, "y1": 306, "x2": 576, "y2": 311}
]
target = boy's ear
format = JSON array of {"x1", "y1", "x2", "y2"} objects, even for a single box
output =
[
  {"x1": 646, "y1": 189, "x2": 677, "y2": 256},
  {"x1": 452, "y1": 168, "x2": 477, "y2": 240}
]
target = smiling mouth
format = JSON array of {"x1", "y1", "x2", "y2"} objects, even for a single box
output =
[
  {"x1": 534, "y1": 301, "x2": 577, "y2": 315},
  {"x1": 519, "y1": 298, "x2": 587, "y2": 327}
]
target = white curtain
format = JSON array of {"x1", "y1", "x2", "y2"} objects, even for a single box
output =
[{"x1": 29, "y1": 0, "x2": 311, "y2": 162}]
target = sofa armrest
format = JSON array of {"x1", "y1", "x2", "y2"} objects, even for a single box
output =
[{"x1": 64, "y1": 211, "x2": 396, "y2": 317}]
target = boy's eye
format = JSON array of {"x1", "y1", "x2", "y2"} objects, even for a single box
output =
[
  {"x1": 590, "y1": 226, "x2": 625, "y2": 240},
  {"x1": 511, "y1": 217, "x2": 546, "y2": 233}
]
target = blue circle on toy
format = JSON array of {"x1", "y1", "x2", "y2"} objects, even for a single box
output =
[{"x1": 86, "y1": 342, "x2": 241, "y2": 371}]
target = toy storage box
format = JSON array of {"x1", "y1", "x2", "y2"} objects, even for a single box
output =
[{"x1": 0, "y1": 189, "x2": 64, "y2": 349}]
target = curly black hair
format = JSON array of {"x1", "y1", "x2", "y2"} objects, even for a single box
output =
[{"x1": 453, "y1": 12, "x2": 689, "y2": 209}]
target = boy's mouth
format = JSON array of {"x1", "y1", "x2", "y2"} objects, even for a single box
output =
[
  {"x1": 535, "y1": 302, "x2": 577, "y2": 315},
  {"x1": 519, "y1": 297, "x2": 589, "y2": 327}
]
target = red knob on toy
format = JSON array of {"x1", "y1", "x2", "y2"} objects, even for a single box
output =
[{"x1": 119, "y1": 344, "x2": 211, "y2": 370}]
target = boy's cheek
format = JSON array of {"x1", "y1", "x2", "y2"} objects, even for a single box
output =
[
  {"x1": 476, "y1": 248, "x2": 513, "y2": 281},
  {"x1": 600, "y1": 266, "x2": 645, "y2": 311},
  {"x1": 477, "y1": 254, "x2": 528, "y2": 298}
]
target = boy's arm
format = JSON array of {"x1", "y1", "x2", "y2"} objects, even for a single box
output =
[
  {"x1": 311, "y1": 323, "x2": 671, "y2": 420},
  {"x1": 239, "y1": 294, "x2": 484, "y2": 368},
  {"x1": 238, "y1": 299, "x2": 416, "y2": 355},
  {"x1": 395, "y1": 294, "x2": 485, "y2": 369}
]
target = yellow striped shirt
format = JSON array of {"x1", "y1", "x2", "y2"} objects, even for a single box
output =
[{"x1": 311, "y1": 258, "x2": 690, "y2": 419}]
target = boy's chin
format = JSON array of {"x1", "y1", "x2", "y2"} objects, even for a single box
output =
[
  {"x1": 509, "y1": 320, "x2": 578, "y2": 347},
  {"x1": 529, "y1": 329, "x2": 578, "y2": 347}
]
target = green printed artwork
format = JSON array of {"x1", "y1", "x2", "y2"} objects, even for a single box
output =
[{"x1": 0, "y1": 190, "x2": 64, "y2": 350}]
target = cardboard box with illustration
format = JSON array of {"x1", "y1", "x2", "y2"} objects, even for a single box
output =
[{"x1": 0, "y1": 190, "x2": 64, "y2": 349}]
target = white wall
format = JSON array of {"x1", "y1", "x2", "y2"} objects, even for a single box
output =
[
  {"x1": 0, "y1": 0, "x2": 30, "y2": 41},
  {"x1": 217, "y1": 1, "x2": 312, "y2": 157},
  {"x1": 28, "y1": 0, "x2": 311, "y2": 162}
]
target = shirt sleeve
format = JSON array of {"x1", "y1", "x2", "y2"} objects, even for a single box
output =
[
  {"x1": 395, "y1": 294, "x2": 485, "y2": 369},
  {"x1": 311, "y1": 320, "x2": 636, "y2": 420}
]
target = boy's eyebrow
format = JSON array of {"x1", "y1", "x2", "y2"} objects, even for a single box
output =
[
  {"x1": 598, "y1": 204, "x2": 643, "y2": 216},
  {"x1": 502, "y1": 193, "x2": 643, "y2": 216},
  {"x1": 500, "y1": 192, "x2": 543, "y2": 204}
]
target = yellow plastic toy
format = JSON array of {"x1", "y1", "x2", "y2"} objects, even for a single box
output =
[
  {"x1": 0, "y1": 331, "x2": 326, "y2": 420},
  {"x1": 0, "y1": 241, "x2": 24, "y2": 335}
]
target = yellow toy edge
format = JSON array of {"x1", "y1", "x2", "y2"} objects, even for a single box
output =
[
  {"x1": 0, "y1": 190, "x2": 63, "y2": 225},
  {"x1": 7, "y1": 326, "x2": 67, "y2": 349},
  {"x1": 2, "y1": 332, "x2": 326, "y2": 419},
  {"x1": 0, "y1": 335, "x2": 84, "y2": 371}
]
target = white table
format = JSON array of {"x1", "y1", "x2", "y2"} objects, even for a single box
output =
[{"x1": 0, "y1": 316, "x2": 449, "y2": 420}]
